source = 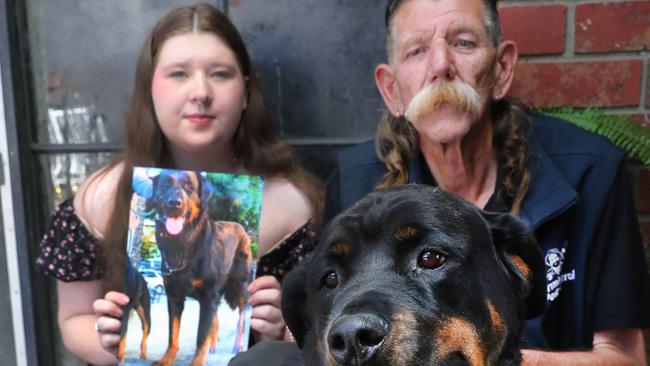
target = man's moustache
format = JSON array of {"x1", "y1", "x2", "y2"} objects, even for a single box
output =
[{"x1": 404, "y1": 79, "x2": 481, "y2": 123}]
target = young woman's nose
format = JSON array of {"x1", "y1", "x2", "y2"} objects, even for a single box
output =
[
  {"x1": 189, "y1": 72, "x2": 213, "y2": 106},
  {"x1": 426, "y1": 39, "x2": 456, "y2": 83}
]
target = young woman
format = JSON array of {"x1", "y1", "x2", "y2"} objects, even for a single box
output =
[{"x1": 35, "y1": 4, "x2": 322, "y2": 365}]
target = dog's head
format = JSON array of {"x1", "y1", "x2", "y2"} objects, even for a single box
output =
[
  {"x1": 134, "y1": 169, "x2": 214, "y2": 272},
  {"x1": 145, "y1": 170, "x2": 205, "y2": 235},
  {"x1": 282, "y1": 185, "x2": 545, "y2": 366}
]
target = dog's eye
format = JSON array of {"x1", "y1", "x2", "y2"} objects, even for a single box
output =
[
  {"x1": 417, "y1": 250, "x2": 446, "y2": 269},
  {"x1": 321, "y1": 271, "x2": 339, "y2": 289},
  {"x1": 183, "y1": 182, "x2": 195, "y2": 192}
]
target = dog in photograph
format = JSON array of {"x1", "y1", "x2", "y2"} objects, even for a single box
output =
[
  {"x1": 136, "y1": 170, "x2": 253, "y2": 366},
  {"x1": 118, "y1": 259, "x2": 151, "y2": 361},
  {"x1": 282, "y1": 185, "x2": 546, "y2": 366}
]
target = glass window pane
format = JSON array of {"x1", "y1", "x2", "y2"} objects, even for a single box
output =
[
  {"x1": 39, "y1": 152, "x2": 116, "y2": 209},
  {"x1": 26, "y1": 0, "x2": 201, "y2": 145}
]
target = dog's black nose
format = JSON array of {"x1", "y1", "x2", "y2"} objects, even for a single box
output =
[
  {"x1": 167, "y1": 198, "x2": 182, "y2": 209},
  {"x1": 327, "y1": 314, "x2": 387, "y2": 364}
]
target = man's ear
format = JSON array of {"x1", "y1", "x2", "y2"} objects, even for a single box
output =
[
  {"x1": 482, "y1": 211, "x2": 546, "y2": 319},
  {"x1": 281, "y1": 264, "x2": 310, "y2": 348},
  {"x1": 375, "y1": 63, "x2": 404, "y2": 116},
  {"x1": 492, "y1": 41, "x2": 518, "y2": 100}
]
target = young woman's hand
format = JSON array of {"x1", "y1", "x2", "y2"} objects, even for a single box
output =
[
  {"x1": 92, "y1": 291, "x2": 129, "y2": 356},
  {"x1": 248, "y1": 275, "x2": 287, "y2": 341}
]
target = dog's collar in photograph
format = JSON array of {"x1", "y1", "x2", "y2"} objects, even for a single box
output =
[{"x1": 160, "y1": 256, "x2": 191, "y2": 275}]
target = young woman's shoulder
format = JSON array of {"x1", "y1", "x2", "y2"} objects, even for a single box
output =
[
  {"x1": 264, "y1": 176, "x2": 313, "y2": 222},
  {"x1": 73, "y1": 162, "x2": 125, "y2": 239},
  {"x1": 258, "y1": 176, "x2": 313, "y2": 252}
]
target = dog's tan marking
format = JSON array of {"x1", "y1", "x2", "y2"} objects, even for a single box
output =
[
  {"x1": 210, "y1": 313, "x2": 219, "y2": 350},
  {"x1": 185, "y1": 173, "x2": 201, "y2": 223},
  {"x1": 486, "y1": 300, "x2": 503, "y2": 330},
  {"x1": 118, "y1": 330, "x2": 127, "y2": 361},
  {"x1": 485, "y1": 299, "x2": 507, "y2": 365},
  {"x1": 386, "y1": 310, "x2": 419, "y2": 366},
  {"x1": 136, "y1": 304, "x2": 150, "y2": 359},
  {"x1": 508, "y1": 254, "x2": 531, "y2": 280},
  {"x1": 156, "y1": 316, "x2": 181, "y2": 365},
  {"x1": 191, "y1": 278, "x2": 204, "y2": 289},
  {"x1": 188, "y1": 196, "x2": 201, "y2": 222},
  {"x1": 191, "y1": 334, "x2": 211, "y2": 366},
  {"x1": 435, "y1": 317, "x2": 485, "y2": 366},
  {"x1": 326, "y1": 351, "x2": 338, "y2": 366},
  {"x1": 393, "y1": 226, "x2": 418, "y2": 241},
  {"x1": 330, "y1": 242, "x2": 351, "y2": 256}
]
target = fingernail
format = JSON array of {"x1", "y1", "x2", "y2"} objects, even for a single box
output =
[{"x1": 123, "y1": 295, "x2": 130, "y2": 303}]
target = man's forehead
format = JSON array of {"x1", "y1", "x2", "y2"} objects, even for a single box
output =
[
  {"x1": 396, "y1": 20, "x2": 484, "y2": 47},
  {"x1": 392, "y1": 0, "x2": 487, "y2": 36}
]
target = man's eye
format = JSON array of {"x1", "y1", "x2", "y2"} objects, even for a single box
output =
[
  {"x1": 417, "y1": 250, "x2": 446, "y2": 269},
  {"x1": 406, "y1": 47, "x2": 426, "y2": 58},
  {"x1": 320, "y1": 271, "x2": 339, "y2": 289},
  {"x1": 454, "y1": 39, "x2": 475, "y2": 49}
]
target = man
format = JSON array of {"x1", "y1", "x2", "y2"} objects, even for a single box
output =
[{"x1": 324, "y1": 0, "x2": 650, "y2": 364}]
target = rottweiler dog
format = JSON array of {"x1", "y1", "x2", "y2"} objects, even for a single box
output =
[
  {"x1": 139, "y1": 170, "x2": 253, "y2": 366},
  {"x1": 118, "y1": 259, "x2": 151, "y2": 361},
  {"x1": 282, "y1": 185, "x2": 546, "y2": 366}
]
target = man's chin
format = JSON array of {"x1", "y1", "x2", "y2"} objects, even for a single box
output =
[{"x1": 411, "y1": 109, "x2": 474, "y2": 144}]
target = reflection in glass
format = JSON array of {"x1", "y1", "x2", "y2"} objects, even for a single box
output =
[
  {"x1": 40, "y1": 152, "x2": 115, "y2": 209},
  {"x1": 46, "y1": 92, "x2": 109, "y2": 144}
]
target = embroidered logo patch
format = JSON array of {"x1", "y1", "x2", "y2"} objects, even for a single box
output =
[{"x1": 545, "y1": 247, "x2": 575, "y2": 302}]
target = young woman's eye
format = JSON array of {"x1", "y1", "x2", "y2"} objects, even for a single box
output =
[
  {"x1": 211, "y1": 70, "x2": 231, "y2": 79},
  {"x1": 169, "y1": 70, "x2": 187, "y2": 79}
]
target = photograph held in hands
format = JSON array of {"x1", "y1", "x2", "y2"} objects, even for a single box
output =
[{"x1": 119, "y1": 166, "x2": 263, "y2": 365}]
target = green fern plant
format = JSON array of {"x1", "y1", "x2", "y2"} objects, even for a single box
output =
[{"x1": 539, "y1": 107, "x2": 650, "y2": 166}]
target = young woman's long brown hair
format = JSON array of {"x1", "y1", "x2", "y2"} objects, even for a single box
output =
[{"x1": 97, "y1": 3, "x2": 322, "y2": 291}]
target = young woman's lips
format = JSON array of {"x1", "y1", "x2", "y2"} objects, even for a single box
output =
[{"x1": 185, "y1": 114, "x2": 215, "y2": 126}]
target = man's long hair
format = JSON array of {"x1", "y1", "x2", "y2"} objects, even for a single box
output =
[{"x1": 377, "y1": 0, "x2": 531, "y2": 213}]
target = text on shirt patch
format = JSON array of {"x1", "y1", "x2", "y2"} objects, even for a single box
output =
[{"x1": 545, "y1": 247, "x2": 575, "y2": 302}]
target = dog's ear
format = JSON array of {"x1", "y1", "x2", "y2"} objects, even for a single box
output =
[
  {"x1": 199, "y1": 174, "x2": 214, "y2": 201},
  {"x1": 281, "y1": 264, "x2": 310, "y2": 349},
  {"x1": 482, "y1": 211, "x2": 546, "y2": 319}
]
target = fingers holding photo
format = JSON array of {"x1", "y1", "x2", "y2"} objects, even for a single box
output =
[{"x1": 92, "y1": 291, "x2": 129, "y2": 319}]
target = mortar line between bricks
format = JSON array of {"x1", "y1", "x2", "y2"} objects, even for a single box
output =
[
  {"x1": 641, "y1": 57, "x2": 648, "y2": 112},
  {"x1": 601, "y1": 107, "x2": 648, "y2": 115},
  {"x1": 565, "y1": 2, "x2": 575, "y2": 57},
  {"x1": 519, "y1": 53, "x2": 647, "y2": 63}
]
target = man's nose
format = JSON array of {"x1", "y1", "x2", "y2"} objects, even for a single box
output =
[{"x1": 426, "y1": 39, "x2": 456, "y2": 82}]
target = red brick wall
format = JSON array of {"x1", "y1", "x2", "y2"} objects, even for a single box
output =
[{"x1": 500, "y1": 1, "x2": 650, "y2": 356}]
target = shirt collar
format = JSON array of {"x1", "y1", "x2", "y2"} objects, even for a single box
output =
[{"x1": 519, "y1": 134, "x2": 577, "y2": 229}]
